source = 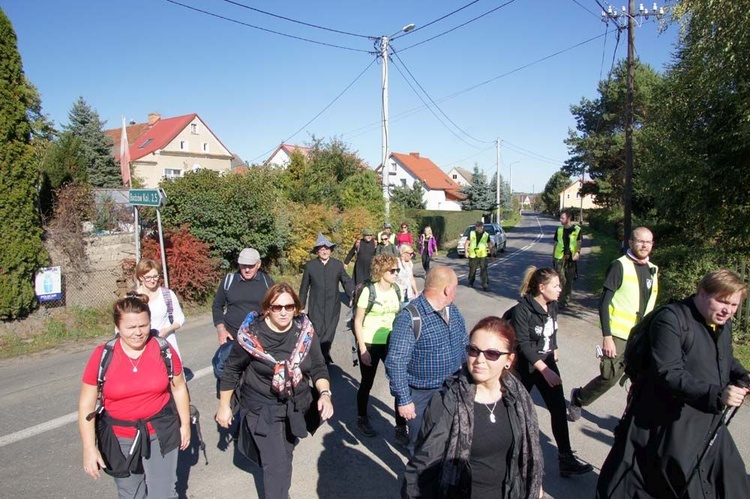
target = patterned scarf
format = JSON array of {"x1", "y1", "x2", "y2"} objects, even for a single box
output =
[{"x1": 236, "y1": 311, "x2": 314, "y2": 398}]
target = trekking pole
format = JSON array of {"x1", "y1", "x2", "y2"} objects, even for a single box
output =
[{"x1": 678, "y1": 379, "x2": 749, "y2": 499}]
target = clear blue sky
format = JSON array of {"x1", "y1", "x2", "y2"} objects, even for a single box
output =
[{"x1": 3, "y1": 0, "x2": 677, "y2": 193}]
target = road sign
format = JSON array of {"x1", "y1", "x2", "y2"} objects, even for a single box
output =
[{"x1": 128, "y1": 189, "x2": 166, "y2": 207}]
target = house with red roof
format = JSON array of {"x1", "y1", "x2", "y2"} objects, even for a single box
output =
[
  {"x1": 263, "y1": 143, "x2": 313, "y2": 168},
  {"x1": 105, "y1": 113, "x2": 233, "y2": 188},
  {"x1": 377, "y1": 152, "x2": 465, "y2": 211}
]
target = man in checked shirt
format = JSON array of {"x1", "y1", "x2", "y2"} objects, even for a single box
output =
[{"x1": 385, "y1": 266, "x2": 468, "y2": 455}]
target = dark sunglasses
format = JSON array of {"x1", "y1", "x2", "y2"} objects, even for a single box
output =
[
  {"x1": 388, "y1": 268, "x2": 400, "y2": 274},
  {"x1": 466, "y1": 345, "x2": 510, "y2": 361},
  {"x1": 270, "y1": 304, "x2": 296, "y2": 313}
]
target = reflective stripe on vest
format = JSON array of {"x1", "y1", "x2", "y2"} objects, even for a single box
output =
[
  {"x1": 553, "y1": 225, "x2": 581, "y2": 259},
  {"x1": 468, "y1": 231, "x2": 489, "y2": 258},
  {"x1": 608, "y1": 255, "x2": 659, "y2": 339}
]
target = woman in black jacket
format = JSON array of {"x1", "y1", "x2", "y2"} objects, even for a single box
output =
[
  {"x1": 216, "y1": 283, "x2": 334, "y2": 499},
  {"x1": 507, "y1": 266, "x2": 592, "y2": 477},
  {"x1": 403, "y1": 316, "x2": 544, "y2": 498}
]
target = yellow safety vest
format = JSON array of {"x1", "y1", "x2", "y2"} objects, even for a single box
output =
[
  {"x1": 468, "y1": 231, "x2": 489, "y2": 258},
  {"x1": 553, "y1": 225, "x2": 581, "y2": 259},
  {"x1": 608, "y1": 255, "x2": 659, "y2": 339}
]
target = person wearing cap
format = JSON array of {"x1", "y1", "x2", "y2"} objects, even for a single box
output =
[
  {"x1": 377, "y1": 222, "x2": 396, "y2": 246},
  {"x1": 464, "y1": 221, "x2": 491, "y2": 291},
  {"x1": 344, "y1": 228, "x2": 378, "y2": 286},
  {"x1": 300, "y1": 233, "x2": 354, "y2": 364},
  {"x1": 212, "y1": 248, "x2": 274, "y2": 344}
]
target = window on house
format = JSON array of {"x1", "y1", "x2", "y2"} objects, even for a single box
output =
[
  {"x1": 165, "y1": 168, "x2": 182, "y2": 180},
  {"x1": 567, "y1": 194, "x2": 570, "y2": 199},
  {"x1": 138, "y1": 138, "x2": 153, "y2": 149},
  {"x1": 452, "y1": 174, "x2": 457, "y2": 179},
  {"x1": 180, "y1": 140, "x2": 188, "y2": 150},
  {"x1": 401, "y1": 179, "x2": 407, "y2": 186},
  {"x1": 190, "y1": 123, "x2": 198, "y2": 134},
  {"x1": 202, "y1": 142, "x2": 209, "y2": 153}
]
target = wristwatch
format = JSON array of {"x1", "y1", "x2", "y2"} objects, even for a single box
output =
[{"x1": 319, "y1": 390, "x2": 332, "y2": 398}]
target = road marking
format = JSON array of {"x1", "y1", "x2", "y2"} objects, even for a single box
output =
[
  {"x1": 0, "y1": 365, "x2": 214, "y2": 448},
  {"x1": 457, "y1": 216, "x2": 545, "y2": 279}
]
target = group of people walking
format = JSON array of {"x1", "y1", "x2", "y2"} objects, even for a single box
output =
[{"x1": 77, "y1": 214, "x2": 750, "y2": 499}]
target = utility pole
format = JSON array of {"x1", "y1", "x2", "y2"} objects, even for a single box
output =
[
  {"x1": 496, "y1": 138, "x2": 501, "y2": 223},
  {"x1": 602, "y1": 2, "x2": 663, "y2": 248},
  {"x1": 380, "y1": 23, "x2": 415, "y2": 220}
]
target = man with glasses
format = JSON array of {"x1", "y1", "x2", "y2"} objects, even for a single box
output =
[
  {"x1": 568, "y1": 227, "x2": 658, "y2": 421},
  {"x1": 385, "y1": 266, "x2": 467, "y2": 454},
  {"x1": 212, "y1": 248, "x2": 273, "y2": 345}
]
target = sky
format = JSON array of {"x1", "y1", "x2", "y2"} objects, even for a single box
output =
[{"x1": 3, "y1": 0, "x2": 678, "y2": 193}]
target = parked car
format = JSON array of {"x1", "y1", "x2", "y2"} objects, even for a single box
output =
[{"x1": 457, "y1": 223, "x2": 507, "y2": 257}]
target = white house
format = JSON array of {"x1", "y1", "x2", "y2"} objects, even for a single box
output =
[
  {"x1": 378, "y1": 152, "x2": 465, "y2": 211},
  {"x1": 446, "y1": 167, "x2": 473, "y2": 187}
]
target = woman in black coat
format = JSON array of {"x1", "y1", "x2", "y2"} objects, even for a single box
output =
[
  {"x1": 506, "y1": 266, "x2": 592, "y2": 477},
  {"x1": 403, "y1": 316, "x2": 544, "y2": 498}
]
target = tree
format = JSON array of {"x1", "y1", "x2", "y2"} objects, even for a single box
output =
[
  {"x1": 63, "y1": 97, "x2": 120, "y2": 187},
  {"x1": 489, "y1": 172, "x2": 512, "y2": 213},
  {"x1": 539, "y1": 171, "x2": 570, "y2": 214},
  {"x1": 0, "y1": 8, "x2": 49, "y2": 318},
  {"x1": 460, "y1": 165, "x2": 494, "y2": 211},
  {"x1": 563, "y1": 60, "x2": 662, "y2": 210},
  {"x1": 39, "y1": 132, "x2": 89, "y2": 216},
  {"x1": 638, "y1": 0, "x2": 750, "y2": 251},
  {"x1": 390, "y1": 182, "x2": 426, "y2": 210},
  {"x1": 339, "y1": 170, "x2": 385, "y2": 216}
]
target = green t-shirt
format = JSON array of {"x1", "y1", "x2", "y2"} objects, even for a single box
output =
[{"x1": 356, "y1": 284, "x2": 401, "y2": 344}]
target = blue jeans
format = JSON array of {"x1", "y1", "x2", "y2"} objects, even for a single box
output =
[{"x1": 406, "y1": 387, "x2": 441, "y2": 456}]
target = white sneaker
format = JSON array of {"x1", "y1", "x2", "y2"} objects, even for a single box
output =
[{"x1": 568, "y1": 388, "x2": 582, "y2": 422}]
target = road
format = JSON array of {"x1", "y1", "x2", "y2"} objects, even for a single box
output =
[{"x1": 1, "y1": 212, "x2": 748, "y2": 498}]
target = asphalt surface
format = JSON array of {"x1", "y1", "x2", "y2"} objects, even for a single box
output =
[{"x1": 1, "y1": 212, "x2": 748, "y2": 498}]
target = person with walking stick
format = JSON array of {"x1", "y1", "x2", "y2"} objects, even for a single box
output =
[{"x1": 597, "y1": 269, "x2": 750, "y2": 498}]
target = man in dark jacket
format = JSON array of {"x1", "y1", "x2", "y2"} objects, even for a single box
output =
[
  {"x1": 597, "y1": 269, "x2": 750, "y2": 498},
  {"x1": 212, "y1": 248, "x2": 273, "y2": 344},
  {"x1": 344, "y1": 228, "x2": 377, "y2": 286},
  {"x1": 300, "y1": 233, "x2": 354, "y2": 364}
]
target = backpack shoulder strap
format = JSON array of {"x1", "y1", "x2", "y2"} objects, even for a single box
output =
[
  {"x1": 161, "y1": 287, "x2": 174, "y2": 324},
  {"x1": 364, "y1": 281, "x2": 377, "y2": 317},
  {"x1": 224, "y1": 273, "x2": 234, "y2": 292},
  {"x1": 97, "y1": 338, "x2": 119, "y2": 392},
  {"x1": 404, "y1": 303, "x2": 422, "y2": 341},
  {"x1": 152, "y1": 336, "x2": 174, "y2": 383},
  {"x1": 261, "y1": 272, "x2": 269, "y2": 289}
]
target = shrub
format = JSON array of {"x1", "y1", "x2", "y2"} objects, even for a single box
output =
[{"x1": 140, "y1": 226, "x2": 222, "y2": 303}]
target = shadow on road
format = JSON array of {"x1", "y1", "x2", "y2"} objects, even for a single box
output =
[{"x1": 317, "y1": 364, "x2": 405, "y2": 498}]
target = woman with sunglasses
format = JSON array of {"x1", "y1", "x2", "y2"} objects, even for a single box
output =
[
  {"x1": 403, "y1": 316, "x2": 544, "y2": 498},
  {"x1": 352, "y1": 254, "x2": 407, "y2": 440},
  {"x1": 506, "y1": 266, "x2": 592, "y2": 477},
  {"x1": 396, "y1": 244, "x2": 419, "y2": 303},
  {"x1": 376, "y1": 232, "x2": 399, "y2": 257},
  {"x1": 396, "y1": 222, "x2": 414, "y2": 248},
  {"x1": 135, "y1": 259, "x2": 185, "y2": 358},
  {"x1": 216, "y1": 283, "x2": 333, "y2": 498}
]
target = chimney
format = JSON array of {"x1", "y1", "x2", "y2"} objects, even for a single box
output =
[
  {"x1": 409, "y1": 152, "x2": 420, "y2": 158},
  {"x1": 148, "y1": 113, "x2": 161, "y2": 125}
]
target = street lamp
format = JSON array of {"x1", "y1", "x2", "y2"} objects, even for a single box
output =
[{"x1": 381, "y1": 23, "x2": 415, "y2": 220}]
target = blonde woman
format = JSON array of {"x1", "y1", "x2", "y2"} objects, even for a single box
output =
[
  {"x1": 418, "y1": 226, "x2": 438, "y2": 273},
  {"x1": 397, "y1": 244, "x2": 419, "y2": 303},
  {"x1": 135, "y1": 259, "x2": 185, "y2": 358}
]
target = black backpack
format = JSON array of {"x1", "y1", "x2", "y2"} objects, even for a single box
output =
[
  {"x1": 622, "y1": 300, "x2": 693, "y2": 381},
  {"x1": 348, "y1": 278, "x2": 402, "y2": 329},
  {"x1": 90, "y1": 335, "x2": 208, "y2": 465}
]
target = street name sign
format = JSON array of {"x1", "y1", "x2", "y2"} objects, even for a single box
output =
[{"x1": 129, "y1": 189, "x2": 166, "y2": 207}]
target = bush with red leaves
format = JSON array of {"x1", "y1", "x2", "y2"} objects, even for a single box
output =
[{"x1": 140, "y1": 226, "x2": 222, "y2": 303}]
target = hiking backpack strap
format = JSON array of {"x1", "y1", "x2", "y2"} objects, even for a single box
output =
[
  {"x1": 153, "y1": 336, "x2": 174, "y2": 384},
  {"x1": 404, "y1": 302, "x2": 422, "y2": 342},
  {"x1": 223, "y1": 273, "x2": 234, "y2": 292},
  {"x1": 161, "y1": 287, "x2": 174, "y2": 325},
  {"x1": 364, "y1": 281, "x2": 377, "y2": 317}
]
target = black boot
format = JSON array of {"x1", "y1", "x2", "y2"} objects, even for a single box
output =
[{"x1": 558, "y1": 450, "x2": 593, "y2": 477}]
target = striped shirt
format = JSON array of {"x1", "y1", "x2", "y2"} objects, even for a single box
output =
[{"x1": 385, "y1": 294, "x2": 468, "y2": 406}]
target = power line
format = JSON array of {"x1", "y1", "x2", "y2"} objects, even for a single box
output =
[
  {"x1": 570, "y1": 0, "x2": 601, "y2": 19},
  {"x1": 397, "y1": 0, "x2": 518, "y2": 52},
  {"x1": 247, "y1": 59, "x2": 377, "y2": 164},
  {"x1": 442, "y1": 145, "x2": 496, "y2": 168},
  {"x1": 165, "y1": 0, "x2": 373, "y2": 53},
  {"x1": 392, "y1": 0, "x2": 482, "y2": 39},
  {"x1": 390, "y1": 58, "x2": 484, "y2": 150},
  {"x1": 221, "y1": 0, "x2": 374, "y2": 39},
  {"x1": 599, "y1": 22, "x2": 610, "y2": 81},
  {"x1": 391, "y1": 49, "x2": 493, "y2": 145},
  {"x1": 501, "y1": 140, "x2": 565, "y2": 165}
]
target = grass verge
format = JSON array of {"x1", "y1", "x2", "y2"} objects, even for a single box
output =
[{"x1": 583, "y1": 226, "x2": 622, "y2": 294}]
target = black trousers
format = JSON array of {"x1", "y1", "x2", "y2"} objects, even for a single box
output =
[
  {"x1": 245, "y1": 411, "x2": 296, "y2": 499},
  {"x1": 421, "y1": 251, "x2": 432, "y2": 273},
  {"x1": 468, "y1": 256, "x2": 488, "y2": 288},
  {"x1": 357, "y1": 343, "x2": 406, "y2": 427},
  {"x1": 518, "y1": 356, "x2": 572, "y2": 454}
]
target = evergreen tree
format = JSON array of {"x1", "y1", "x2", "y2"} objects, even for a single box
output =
[
  {"x1": 390, "y1": 181, "x2": 426, "y2": 210},
  {"x1": 540, "y1": 171, "x2": 570, "y2": 215},
  {"x1": 460, "y1": 164, "x2": 493, "y2": 211},
  {"x1": 0, "y1": 8, "x2": 49, "y2": 318},
  {"x1": 63, "y1": 97, "x2": 120, "y2": 187}
]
